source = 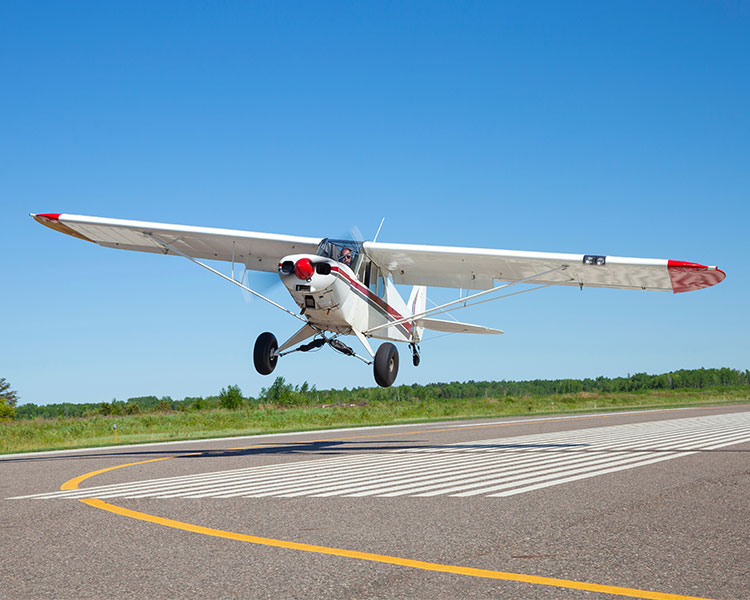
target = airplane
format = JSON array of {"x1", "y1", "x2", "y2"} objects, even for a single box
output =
[{"x1": 31, "y1": 212, "x2": 725, "y2": 387}]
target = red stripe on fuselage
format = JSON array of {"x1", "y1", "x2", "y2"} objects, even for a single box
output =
[{"x1": 330, "y1": 266, "x2": 413, "y2": 336}]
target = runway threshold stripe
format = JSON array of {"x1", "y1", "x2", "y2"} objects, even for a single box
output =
[
  {"x1": 20, "y1": 414, "x2": 750, "y2": 500},
  {"x1": 275, "y1": 450, "x2": 546, "y2": 498},
  {"x1": 387, "y1": 427, "x2": 744, "y2": 498},
  {"x1": 79, "y1": 498, "x2": 716, "y2": 600},
  {"x1": 252, "y1": 453, "x2": 500, "y2": 498},
  {"x1": 446, "y1": 429, "x2": 750, "y2": 497},
  {"x1": 16, "y1": 451, "x2": 399, "y2": 499},
  {"x1": 162, "y1": 454, "x2": 442, "y2": 498},
  {"x1": 376, "y1": 425, "x2": 738, "y2": 495},
  {"x1": 342, "y1": 448, "x2": 634, "y2": 498},
  {"x1": 490, "y1": 452, "x2": 695, "y2": 497},
  {"x1": 442, "y1": 417, "x2": 748, "y2": 451},
  {"x1": 438, "y1": 452, "x2": 679, "y2": 497},
  {"x1": 482, "y1": 431, "x2": 750, "y2": 500},
  {"x1": 159, "y1": 452, "x2": 463, "y2": 498},
  {"x1": 223, "y1": 423, "x2": 740, "y2": 498},
  {"x1": 316, "y1": 451, "x2": 581, "y2": 498},
  {"x1": 127, "y1": 454, "x2": 409, "y2": 498}
]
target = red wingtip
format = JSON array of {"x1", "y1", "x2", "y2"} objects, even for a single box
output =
[
  {"x1": 667, "y1": 260, "x2": 726, "y2": 293},
  {"x1": 32, "y1": 213, "x2": 95, "y2": 243}
]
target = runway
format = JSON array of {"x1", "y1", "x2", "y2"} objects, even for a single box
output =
[{"x1": 2, "y1": 405, "x2": 749, "y2": 599}]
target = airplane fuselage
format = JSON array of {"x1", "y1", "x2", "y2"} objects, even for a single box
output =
[{"x1": 278, "y1": 253, "x2": 416, "y2": 343}]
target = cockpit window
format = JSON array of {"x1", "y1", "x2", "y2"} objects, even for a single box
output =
[{"x1": 316, "y1": 238, "x2": 363, "y2": 271}]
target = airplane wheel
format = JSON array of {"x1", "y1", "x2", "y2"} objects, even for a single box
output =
[
  {"x1": 254, "y1": 332, "x2": 278, "y2": 375},
  {"x1": 374, "y1": 343, "x2": 399, "y2": 388}
]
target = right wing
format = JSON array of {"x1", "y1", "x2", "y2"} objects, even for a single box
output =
[
  {"x1": 363, "y1": 240, "x2": 725, "y2": 294},
  {"x1": 31, "y1": 213, "x2": 322, "y2": 273}
]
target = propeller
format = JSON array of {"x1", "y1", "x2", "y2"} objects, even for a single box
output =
[{"x1": 238, "y1": 266, "x2": 283, "y2": 305}]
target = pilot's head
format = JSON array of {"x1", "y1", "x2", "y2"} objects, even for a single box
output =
[{"x1": 340, "y1": 248, "x2": 353, "y2": 266}]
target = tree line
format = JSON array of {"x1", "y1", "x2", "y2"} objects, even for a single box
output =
[{"x1": 3, "y1": 367, "x2": 748, "y2": 421}]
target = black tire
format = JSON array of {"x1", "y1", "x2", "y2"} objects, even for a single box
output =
[
  {"x1": 374, "y1": 343, "x2": 399, "y2": 387},
  {"x1": 253, "y1": 332, "x2": 278, "y2": 375}
]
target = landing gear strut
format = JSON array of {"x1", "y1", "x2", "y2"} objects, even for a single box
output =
[
  {"x1": 254, "y1": 331, "x2": 403, "y2": 388},
  {"x1": 254, "y1": 331, "x2": 372, "y2": 376}
]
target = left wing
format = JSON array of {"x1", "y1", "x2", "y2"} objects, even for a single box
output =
[
  {"x1": 31, "y1": 213, "x2": 321, "y2": 273},
  {"x1": 363, "y1": 241, "x2": 725, "y2": 294}
]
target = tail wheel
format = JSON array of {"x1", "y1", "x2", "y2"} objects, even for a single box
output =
[
  {"x1": 254, "y1": 332, "x2": 278, "y2": 375},
  {"x1": 374, "y1": 343, "x2": 399, "y2": 387},
  {"x1": 410, "y1": 343, "x2": 421, "y2": 367}
]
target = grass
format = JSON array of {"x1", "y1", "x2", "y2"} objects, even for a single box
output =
[{"x1": 2, "y1": 388, "x2": 748, "y2": 454}]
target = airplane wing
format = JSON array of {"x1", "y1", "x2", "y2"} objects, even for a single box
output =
[
  {"x1": 31, "y1": 213, "x2": 322, "y2": 273},
  {"x1": 363, "y1": 241, "x2": 725, "y2": 294}
]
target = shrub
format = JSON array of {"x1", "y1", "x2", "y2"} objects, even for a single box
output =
[{"x1": 219, "y1": 385, "x2": 244, "y2": 410}]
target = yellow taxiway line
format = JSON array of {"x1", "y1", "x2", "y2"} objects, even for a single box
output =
[{"x1": 76, "y1": 497, "x2": 714, "y2": 600}]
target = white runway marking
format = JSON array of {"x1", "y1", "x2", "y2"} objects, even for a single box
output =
[{"x1": 11, "y1": 413, "x2": 750, "y2": 500}]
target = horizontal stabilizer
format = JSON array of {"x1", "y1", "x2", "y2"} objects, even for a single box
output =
[{"x1": 416, "y1": 318, "x2": 503, "y2": 335}]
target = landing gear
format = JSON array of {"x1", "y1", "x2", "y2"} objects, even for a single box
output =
[
  {"x1": 254, "y1": 330, "x2": 403, "y2": 388},
  {"x1": 253, "y1": 332, "x2": 278, "y2": 375},
  {"x1": 410, "y1": 343, "x2": 421, "y2": 367},
  {"x1": 374, "y1": 343, "x2": 399, "y2": 388}
]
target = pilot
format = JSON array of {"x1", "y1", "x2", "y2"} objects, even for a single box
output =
[{"x1": 339, "y1": 247, "x2": 354, "y2": 268}]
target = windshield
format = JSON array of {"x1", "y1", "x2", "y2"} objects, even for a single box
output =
[{"x1": 316, "y1": 238, "x2": 364, "y2": 272}]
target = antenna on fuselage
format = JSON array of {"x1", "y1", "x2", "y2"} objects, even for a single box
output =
[{"x1": 373, "y1": 218, "x2": 385, "y2": 242}]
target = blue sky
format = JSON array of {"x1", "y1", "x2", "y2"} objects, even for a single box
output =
[{"x1": 2, "y1": 1, "x2": 748, "y2": 406}]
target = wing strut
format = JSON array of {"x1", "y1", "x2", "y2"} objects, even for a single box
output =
[
  {"x1": 147, "y1": 233, "x2": 308, "y2": 324},
  {"x1": 363, "y1": 266, "x2": 566, "y2": 336}
]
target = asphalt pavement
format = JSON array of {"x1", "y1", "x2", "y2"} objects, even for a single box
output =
[{"x1": 2, "y1": 405, "x2": 748, "y2": 600}]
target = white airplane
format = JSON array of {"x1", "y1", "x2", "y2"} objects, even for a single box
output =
[{"x1": 32, "y1": 213, "x2": 725, "y2": 387}]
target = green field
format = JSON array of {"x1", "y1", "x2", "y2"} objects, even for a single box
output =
[{"x1": 2, "y1": 387, "x2": 747, "y2": 454}]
